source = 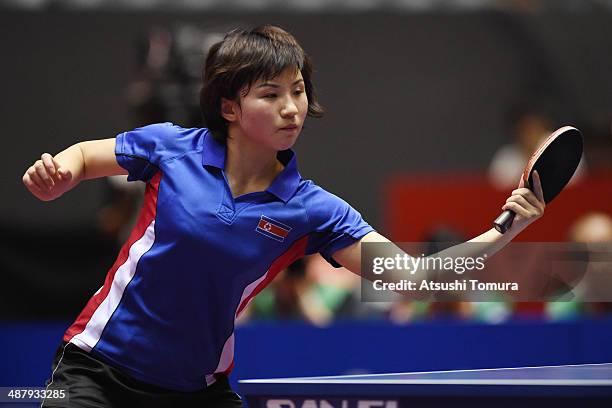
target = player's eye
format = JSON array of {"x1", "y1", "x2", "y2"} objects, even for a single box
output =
[
  {"x1": 294, "y1": 89, "x2": 304, "y2": 96},
  {"x1": 263, "y1": 94, "x2": 277, "y2": 99}
]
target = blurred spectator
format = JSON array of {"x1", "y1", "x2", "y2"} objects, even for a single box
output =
[
  {"x1": 579, "y1": 114, "x2": 612, "y2": 169},
  {"x1": 306, "y1": 254, "x2": 387, "y2": 321},
  {"x1": 488, "y1": 101, "x2": 586, "y2": 189},
  {"x1": 570, "y1": 212, "x2": 612, "y2": 244},
  {"x1": 239, "y1": 258, "x2": 340, "y2": 326},
  {"x1": 424, "y1": 228, "x2": 476, "y2": 320},
  {"x1": 489, "y1": 102, "x2": 552, "y2": 188},
  {"x1": 240, "y1": 255, "x2": 386, "y2": 325},
  {"x1": 125, "y1": 24, "x2": 227, "y2": 128},
  {"x1": 547, "y1": 211, "x2": 612, "y2": 319},
  {"x1": 389, "y1": 227, "x2": 480, "y2": 323}
]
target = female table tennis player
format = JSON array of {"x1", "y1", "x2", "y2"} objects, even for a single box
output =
[{"x1": 23, "y1": 25, "x2": 545, "y2": 408}]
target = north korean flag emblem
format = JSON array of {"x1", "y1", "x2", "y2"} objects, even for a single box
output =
[{"x1": 256, "y1": 215, "x2": 292, "y2": 242}]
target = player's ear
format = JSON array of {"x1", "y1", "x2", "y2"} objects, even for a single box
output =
[{"x1": 221, "y1": 98, "x2": 239, "y2": 123}]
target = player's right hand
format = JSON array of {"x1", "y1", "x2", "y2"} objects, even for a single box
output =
[{"x1": 22, "y1": 153, "x2": 73, "y2": 201}]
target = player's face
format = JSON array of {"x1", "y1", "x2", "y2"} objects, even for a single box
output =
[{"x1": 235, "y1": 67, "x2": 308, "y2": 151}]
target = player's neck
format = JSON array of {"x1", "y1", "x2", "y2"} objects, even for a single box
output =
[{"x1": 224, "y1": 135, "x2": 284, "y2": 197}]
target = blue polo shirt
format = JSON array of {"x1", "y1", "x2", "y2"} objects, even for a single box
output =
[{"x1": 63, "y1": 122, "x2": 374, "y2": 391}]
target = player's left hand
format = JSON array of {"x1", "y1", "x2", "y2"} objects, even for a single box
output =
[{"x1": 501, "y1": 170, "x2": 545, "y2": 231}]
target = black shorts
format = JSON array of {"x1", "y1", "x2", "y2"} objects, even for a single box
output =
[{"x1": 41, "y1": 342, "x2": 243, "y2": 408}]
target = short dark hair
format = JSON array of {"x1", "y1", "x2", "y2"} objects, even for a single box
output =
[{"x1": 200, "y1": 25, "x2": 324, "y2": 143}]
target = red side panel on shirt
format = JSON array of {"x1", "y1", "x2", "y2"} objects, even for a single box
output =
[
  {"x1": 63, "y1": 172, "x2": 162, "y2": 342},
  {"x1": 219, "y1": 235, "x2": 309, "y2": 377}
]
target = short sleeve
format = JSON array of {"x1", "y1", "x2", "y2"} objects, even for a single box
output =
[
  {"x1": 303, "y1": 185, "x2": 375, "y2": 268},
  {"x1": 115, "y1": 122, "x2": 177, "y2": 182}
]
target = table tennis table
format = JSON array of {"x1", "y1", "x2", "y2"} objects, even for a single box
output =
[{"x1": 239, "y1": 363, "x2": 612, "y2": 407}]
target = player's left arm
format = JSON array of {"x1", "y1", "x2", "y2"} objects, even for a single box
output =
[{"x1": 332, "y1": 172, "x2": 546, "y2": 276}]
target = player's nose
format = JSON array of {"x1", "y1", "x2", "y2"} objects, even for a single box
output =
[{"x1": 280, "y1": 97, "x2": 299, "y2": 118}]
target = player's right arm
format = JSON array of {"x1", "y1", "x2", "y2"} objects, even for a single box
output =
[{"x1": 22, "y1": 138, "x2": 127, "y2": 202}]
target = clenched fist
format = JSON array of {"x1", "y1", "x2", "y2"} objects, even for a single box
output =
[{"x1": 23, "y1": 153, "x2": 73, "y2": 201}]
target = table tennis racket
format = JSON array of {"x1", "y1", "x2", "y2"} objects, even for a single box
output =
[{"x1": 493, "y1": 126, "x2": 583, "y2": 234}]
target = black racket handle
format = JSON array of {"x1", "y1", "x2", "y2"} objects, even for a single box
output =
[{"x1": 493, "y1": 210, "x2": 515, "y2": 234}]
